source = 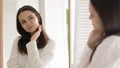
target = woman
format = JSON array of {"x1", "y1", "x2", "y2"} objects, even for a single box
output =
[
  {"x1": 78, "y1": 0, "x2": 120, "y2": 68},
  {"x1": 7, "y1": 5, "x2": 55, "y2": 68}
]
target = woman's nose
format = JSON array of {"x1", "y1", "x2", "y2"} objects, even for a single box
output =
[
  {"x1": 26, "y1": 21, "x2": 31, "y2": 26},
  {"x1": 27, "y1": 20, "x2": 31, "y2": 25}
]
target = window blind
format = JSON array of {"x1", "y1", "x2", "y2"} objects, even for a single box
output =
[{"x1": 74, "y1": 0, "x2": 93, "y2": 68}]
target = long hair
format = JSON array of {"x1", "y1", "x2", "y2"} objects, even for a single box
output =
[
  {"x1": 90, "y1": 0, "x2": 120, "y2": 36},
  {"x1": 16, "y1": 5, "x2": 49, "y2": 54},
  {"x1": 90, "y1": 0, "x2": 120, "y2": 62}
]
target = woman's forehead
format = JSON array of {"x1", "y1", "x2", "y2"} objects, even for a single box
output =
[{"x1": 18, "y1": 11, "x2": 36, "y2": 19}]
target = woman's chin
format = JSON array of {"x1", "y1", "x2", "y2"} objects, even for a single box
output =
[
  {"x1": 26, "y1": 27, "x2": 38, "y2": 34},
  {"x1": 26, "y1": 30, "x2": 35, "y2": 34}
]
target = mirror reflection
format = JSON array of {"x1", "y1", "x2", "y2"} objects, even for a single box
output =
[{"x1": 4, "y1": 0, "x2": 69, "y2": 68}]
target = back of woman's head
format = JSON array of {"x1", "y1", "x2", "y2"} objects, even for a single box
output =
[{"x1": 90, "y1": 0, "x2": 120, "y2": 36}]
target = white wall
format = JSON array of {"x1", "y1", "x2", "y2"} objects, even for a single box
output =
[
  {"x1": 45, "y1": 0, "x2": 69, "y2": 68},
  {"x1": 16, "y1": 0, "x2": 39, "y2": 12},
  {"x1": 3, "y1": 0, "x2": 17, "y2": 68}
]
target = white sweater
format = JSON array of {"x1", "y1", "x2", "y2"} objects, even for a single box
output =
[
  {"x1": 7, "y1": 36, "x2": 55, "y2": 68},
  {"x1": 77, "y1": 35, "x2": 120, "y2": 68}
]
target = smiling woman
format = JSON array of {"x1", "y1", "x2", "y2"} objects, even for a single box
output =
[{"x1": 18, "y1": 10, "x2": 40, "y2": 34}]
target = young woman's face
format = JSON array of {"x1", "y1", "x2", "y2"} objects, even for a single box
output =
[
  {"x1": 89, "y1": 3, "x2": 104, "y2": 31},
  {"x1": 18, "y1": 11, "x2": 39, "y2": 34}
]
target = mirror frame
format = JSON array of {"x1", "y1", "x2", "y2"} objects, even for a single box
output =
[{"x1": 0, "y1": 0, "x2": 3, "y2": 68}]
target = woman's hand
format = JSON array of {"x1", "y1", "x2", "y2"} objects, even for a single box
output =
[
  {"x1": 31, "y1": 25, "x2": 42, "y2": 41},
  {"x1": 87, "y1": 29, "x2": 105, "y2": 49}
]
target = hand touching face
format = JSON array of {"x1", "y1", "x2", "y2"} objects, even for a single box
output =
[
  {"x1": 31, "y1": 25, "x2": 42, "y2": 41},
  {"x1": 87, "y1": 29, "x2": 105, "y2": 49},
  {"x1": 88, "y1": 3, "x2": 105, "y2": 49}
]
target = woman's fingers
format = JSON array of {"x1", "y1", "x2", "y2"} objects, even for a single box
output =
[
  {"x1": 87, "y1": 29, "x2": 105, "y2": 49},
  {"x1": 38, "y1": 25, "x2": 42, "y2": 32},
  {"x1": 31, "y1": 25, "x2": 42, "y2": 41}
]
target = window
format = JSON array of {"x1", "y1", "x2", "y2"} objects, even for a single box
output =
[{"x1": 73, "y1": 0, "x2": 93, "y2": 68}]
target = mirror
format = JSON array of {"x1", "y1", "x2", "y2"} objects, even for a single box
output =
[{"x1": 3, "y1": 0, "x2": 69, "y2": 68}]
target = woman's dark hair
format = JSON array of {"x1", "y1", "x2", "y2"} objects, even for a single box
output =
[
  {"x1": 89, "y1": 0, "x2": 120, "y2": 62},
  {"x1": 90, "y1": 0, "x2": 120, "y2": 36},
  {"x1": 17, "y1": 5, "x2": 49, "y2": 54}
]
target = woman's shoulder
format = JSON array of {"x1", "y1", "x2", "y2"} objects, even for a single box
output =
[
  {"x1": 11, "y1": 36, "x2": 21, "y2": 51},
  {"x1": 104, "y1": 35, "x2": 120, "y2": 42},
  {"x1": 47, "y1": 39, "x2": 55, "y2": 44},
  {"x1": 12, "y1": 36, "x2": 21, "y2": 47},
  {"x1": 44, "y1": 39, "x2": 56, "y2": 49},
  {"x1": 38, "y1": 39, "x2": 56, "y2": 52},
  {"x1": 100, "y1": 35, "x2": 120, "y2": 48},
  {"x1": 14, "y1": 36, "x2": 21, "y2": 41}
]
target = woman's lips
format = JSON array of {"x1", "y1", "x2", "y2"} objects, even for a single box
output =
[{"x1": 27, "y1": 26, "x2": 33, "y2": 29}]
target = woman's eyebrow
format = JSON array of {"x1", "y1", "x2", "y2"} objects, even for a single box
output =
[{"x1": 28, "y1": 15, "x2": 33, "y2": 17}]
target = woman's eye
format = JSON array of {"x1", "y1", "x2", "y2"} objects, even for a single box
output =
[
  {"x1": 29, "y1": 16, "x2": 33, "y2": 20},
  {"x1": 90, "y1": 14, "x2": 93, "y2": 17},
  {"x1": 21, "y1": 21, "x2": 26, "y2": 24}
]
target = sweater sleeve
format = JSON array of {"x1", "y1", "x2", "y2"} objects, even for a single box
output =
[
  {"x1": 25, "y1": 40, "x2": 55, "y2": 68},
  {"x1": 88, "y1": 36, "x2": 120, "y2": 68},
  {"x1": 7, "y1": 36, "x2": 21, "y2": 68},
  {"x1": 77, "y1": 44, "x2": 92, "y2": 68}
]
